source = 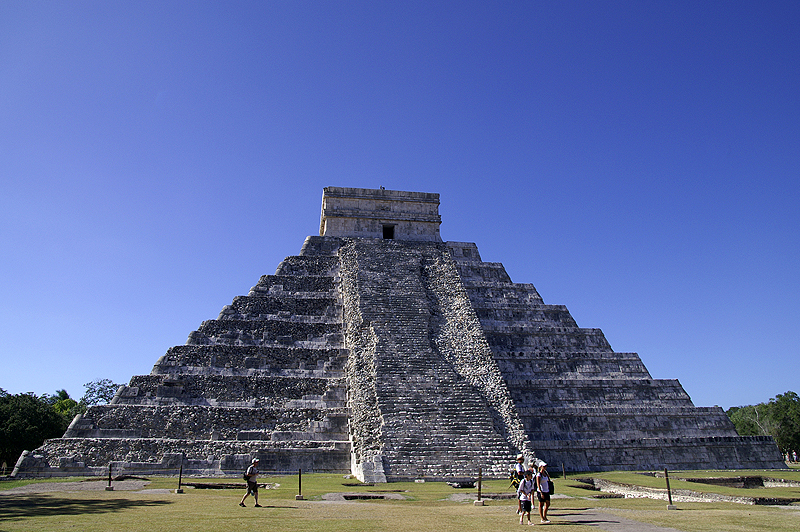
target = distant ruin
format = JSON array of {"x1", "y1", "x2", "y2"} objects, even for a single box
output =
[{"x1": 14, "y1": 187, "x2": 784, "y2": 481}]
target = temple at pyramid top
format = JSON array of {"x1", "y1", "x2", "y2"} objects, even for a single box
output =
[{"x1": 320, "y1": 186, "x2": 442, "y2": 241}]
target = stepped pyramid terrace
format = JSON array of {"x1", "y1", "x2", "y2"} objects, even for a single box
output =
[{"x1": 14, "y1": 187, "x2": 784, "y2": 481}]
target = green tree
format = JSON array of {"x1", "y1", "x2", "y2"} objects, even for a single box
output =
[
  {"x1": 43, "y1": 389, "x2": 71, "y2": 405},
  {"x1": 728, "y1": 404, "x2": 776, "y2": 436},
  {"x1": 80, "y1": 379, "x2": 122, "y2": 406},
  {"x1": 727, "y1": 390, "x2": 800, "y2": 457},
  {"x1": 768, "y1": 391, "x2": 800, "y2": 455},
  {"x1": 0, "y1": 392, "x2": 70, "y2": 467},
  {"x1": 41, "y1": 389, "x2": 85, "y2": 422}
]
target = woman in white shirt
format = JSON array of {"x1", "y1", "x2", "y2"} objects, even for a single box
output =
[{"x1": 535, "y1": 462, "x2": 551, "y2": 524}]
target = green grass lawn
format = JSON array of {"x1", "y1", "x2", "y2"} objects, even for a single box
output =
[{"x1": 1, "y1": 472, "x2": 798, "y2": 532}]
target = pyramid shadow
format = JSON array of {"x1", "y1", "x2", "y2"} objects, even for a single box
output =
[{"x1": 0, "y1": 493, "x2": 172, "y2": 520}]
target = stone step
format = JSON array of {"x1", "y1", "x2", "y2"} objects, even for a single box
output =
[
  {"x1": 65, "y1": 404, "x2": 349, "y2": 441},
  {"x1": 188, "y1": 319, "x2": 341, "y2": 346},
  {"x1": 151, "y1": 345, "x2": 347, "y2": 377},
  {"x1": 117, "y1": 375, "x2": 342, "y2": 406},
  {"x1": 218, "y1": 294, "x2": 341, "y2": 320},
  {"x1": 250, "y1": 274, "x2": 336, "y2": 294},
  {"x1": 274, "y1": 255, "x2": 340, "y2": 277}
]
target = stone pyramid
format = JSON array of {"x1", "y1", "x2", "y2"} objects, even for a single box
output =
[{"x1": 14, "y1": 187, "x2": 783, "y2": 481}]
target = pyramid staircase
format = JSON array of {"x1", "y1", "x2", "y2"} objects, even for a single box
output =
[{"x1": 336, "y1": 238, "x2": 529, "y2": 481}]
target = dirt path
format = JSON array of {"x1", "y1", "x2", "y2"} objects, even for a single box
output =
[
  {"x1": 0, "y1": 480, "x2": 150, "y2": 493},
  {"x1": 556, "y1": 509, "x2": 686, "y2": 532}
]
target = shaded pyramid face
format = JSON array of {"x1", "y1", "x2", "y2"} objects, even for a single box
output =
[{"x1": 14, "y1": 187, "x2": 784, "y2": 480}]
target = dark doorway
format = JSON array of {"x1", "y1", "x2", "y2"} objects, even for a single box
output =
[{"x1": 383, "y1": 225, "x2": 394, "y2": 239}]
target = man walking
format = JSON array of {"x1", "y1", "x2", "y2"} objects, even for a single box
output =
[{"x1": 239, "y1": 458, "x2": 261, "y2": 507}]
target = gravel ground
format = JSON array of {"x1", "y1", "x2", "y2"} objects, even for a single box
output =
[{"x1": 0, "y1": 480, "x2": 151, "y2": 494}]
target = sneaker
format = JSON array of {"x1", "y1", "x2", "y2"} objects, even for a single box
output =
[
  {"x1": 540, "y1": 520, "x2": 550, "y2": 524},
  {"x1": 239, "y1": 502, "x2": 246, "y2": 507},
  {"x1": 254, "y1": 504, "x2": 262, "y2": 507}
]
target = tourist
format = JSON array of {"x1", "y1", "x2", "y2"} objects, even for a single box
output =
[
  {"x1": 512, "y1": 454, "x2": 525, "y2": 513},
  {"x1": 517, "y1": 469, "x2": 536, "y2": 525},
  {"x1": 535, "y1": 462, "x2": 551, "y2": 524},
  {"x1": 239, "y1": 458, "x2": 261, "y2": 507},
  {"x1": 527, "y1": 461, "x2": 539, "y2": 511}
]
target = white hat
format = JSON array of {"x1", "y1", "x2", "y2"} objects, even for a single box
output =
[{"x1": 252, "y1": 458, "x2": 260, "y2": 463}]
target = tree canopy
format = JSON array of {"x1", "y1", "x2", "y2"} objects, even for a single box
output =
[
  {"x1": 0, "y1": 391, "x2": 70, "y2": 468},
  {"x1": 81, "y1": 378, "x2": 122, "y2": 406},
  {"x1": 727, "y1": 391, "x2": 800, "y2": 457},
  {"x1": 0, "y1": 379, "x2": 123, "y2": 468}
]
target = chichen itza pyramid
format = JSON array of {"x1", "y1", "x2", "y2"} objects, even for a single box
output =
[{"x1": 14, "y1": 187, "x2": 783, "y2": 481}]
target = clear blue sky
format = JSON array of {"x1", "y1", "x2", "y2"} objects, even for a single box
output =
[{"x1": 1, "y1": 1, "x2": 797, "y2": 410}]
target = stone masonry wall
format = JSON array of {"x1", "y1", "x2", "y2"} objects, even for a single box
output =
[{"x1": 451, "y1": 241, "x2": 785, "y2": 471}]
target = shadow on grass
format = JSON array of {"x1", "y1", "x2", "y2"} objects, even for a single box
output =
[{"x1": 0, "y1": 494, "x2": 172, "y2": 520}]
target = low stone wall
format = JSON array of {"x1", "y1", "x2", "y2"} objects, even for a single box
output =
[
  {"x1": 13, "y1": 438, "x2": 351, "y2": 478},
  {"x1": 533, "y1": 435, "x2": 785, "y2": 472},
  {"x1": 587, "y1": 477, "x2": 800, "y2": 505}
]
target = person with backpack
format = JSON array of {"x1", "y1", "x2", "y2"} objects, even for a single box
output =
[
  {"x1": 511, "y1": 454, "x2": 526, "y2": 514},
  {"x1": 517, "y1": 469, "x2": 536, "y2": 525},
  {"x1": 239, "y1": 458, "x2": 261, "y2": 507},
  {"x1": 535, "y1": 462, "x2": 551, "y2": 524}
]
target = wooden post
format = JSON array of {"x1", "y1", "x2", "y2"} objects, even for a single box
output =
[
  {"x1": 105, "y1": 462, "x2": 114, "y2": 491},
  {"x1": 665, "y1": 468, "x2": 677, "y2": 510},
  {"x1": 474, "y1": 467, "x2": 484, "y2": 506},
  {"x1": 175, "y1": 462, "x2": 184, "y2": 494},
  {"x1": 295, "y1": 468, "x2": 304, "y2": 500},
  {"x1": 562, "y1": 462, "x2": 566, "y2": 481}
]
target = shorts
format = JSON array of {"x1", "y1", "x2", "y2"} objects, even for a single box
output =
[
  {"x1": 521, "y1": 500, "x2": 532, "y2": 512},
  {"x1": 537, "y1": 491, "x2": 550, "y2": 503},
  {"x1": 247, "y1": 480, "x2": 258, "y2": 495}
]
